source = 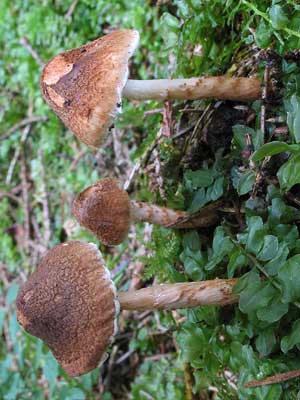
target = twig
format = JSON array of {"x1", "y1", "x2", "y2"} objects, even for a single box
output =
[
  {"x1": 144, "y1": 108, "x2": 163, "y2": 116},
  {"x1": 0, "y1": 191, "x2": 21, "y2": 204},
  {"x1": 19, "y1": 37, "x2": 44, "y2": 66},
  {"x1": 144, "y1": 353, "x2": 173, "y2": 362},
  {"x1": 152, "y1": 148, "x2": 166, "y2": 199},
  {"x1": 31, "y1": 215, "x2": 44, "y2": 243},
  {"x1": 252, "y1": 55, "x2": 271, "y2": 195},
  {"x1": 224, "y1": 369, "x2": 238, "y2": 391},
  {"x1": 69, "y1": 150, "x2": 86, "y2": 171},
  {"x1": 190, "y1": 104, "x2": 213, "y2": 141},
  {"x1": 244, "y1": 369, "x2": 300, "y2": 388},
  {"x1": 1, "y1": 116, "x2": 47, "y2": 141},
  {"x1": 38, "y1": 149, "x2": 51, "y2": 247},
  {"x1": 260, "y1": 63, "x2": 269, "y2": 143},
  {"x1": 184, "y1": 363, "x2": 195, "y2": 400},
  {"x1": 102, "y1": 345, "x2": 118, "y2": 392},
  {"x1": 161, "y1": 101, "x2": 173, "y2": 138},
  {"x1": 28, "y1": 240, "x2": 47, "y2": 255},
  {"x1": 6, "y1": 124, "x2": 31, "y2": 185},
  {"x1": 172, "y1": 124, "x2": 195, "y2": 139},
  {"x1": 115, "y1": 349, "x2": 135, "y2": 365},
  {"x1": 20, "y1": 150, "x2": 30, "y2": 252},
  {"x1": 138, "y1": 391, "x2": 155, "y2": 400},
  {"x1": 65, "y1": 0, "x2": 79, "y2": 19},
  {"x1": 179, "y1": 108, "x2": 204, "y2": 113},
  {"x1": 285, "y1": 192, "x2": 300, "y2": 207},
  {"x1": 273, "y1": 126, "x2": 288, "y2": 135},
  {"x1": 123, "y1": 129, "x2": 163, "y2": 191}
]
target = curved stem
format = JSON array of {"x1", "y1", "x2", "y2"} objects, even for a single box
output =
[
  {"x1": 130, "y1": 201, "x2": 187, "y2": 226},
  {"x1": 130, "y1": 201, "x2": 220, "y2": 229},
  {"x1": 123, "y1": 77, "x2": 261, "y2": 102},
  {"x1": 118, "y1": 278, "x2": 238, "y2": 311}
]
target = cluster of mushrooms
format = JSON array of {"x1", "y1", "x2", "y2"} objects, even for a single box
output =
[{"x1": 16, "y1": 30, "x2": 261, "y2": 376}]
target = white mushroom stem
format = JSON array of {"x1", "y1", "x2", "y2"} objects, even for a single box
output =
[
  {"x1": 118, "y1": 278, "x2": 238, "y2": 311},
  {"x1": 123, "y1": 77, "x2": 261, "y2": 102},
  {"x1": 130, "y1": 200, "x2": 218, "y2": 228}
]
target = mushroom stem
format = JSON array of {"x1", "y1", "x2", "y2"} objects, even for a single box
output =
[
  {"x1": 130, "y1": 200, "x2": 186, "y2": 226},
  {"x1": 130, "y1": 200, "x2": 219, "y2": 228},
  {"x1": 123, "y1": 77, "x2": 261, "y2": 102},
  {"x1": 118, "y1": 278, "x2": 238, "y2": 311}
]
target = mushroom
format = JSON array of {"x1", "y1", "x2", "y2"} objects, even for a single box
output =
[
  {"x1": 72, "y1": 178, "x2": 221, "y2": 246},
  {"x1": 40, "y1": 29, "x2": 261, "y2": 148},
  {"x1": 16, "y1": 241, "x2": 238, "y2": 376}
]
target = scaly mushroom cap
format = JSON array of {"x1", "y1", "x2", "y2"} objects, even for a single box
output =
[
  {"x1": 16, "y1": 241, "x2": 119, "y2": 376},
  {"x1": 72, "y1": 178, "x2": 131, "y2": 246},
  {"x1": 41, "y1": 29, "x2": 139, "y2": 148}
]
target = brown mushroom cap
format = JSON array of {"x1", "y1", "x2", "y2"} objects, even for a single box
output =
[
  {"x1": 40, "y1": 29, "x2": 139, "y2": 148},
  {"x1": 16, "y1": 241, "x2": 119, "y2": 376},
  {"x1": 72, "y1": 178, "x2": 131, "y2": 246}
]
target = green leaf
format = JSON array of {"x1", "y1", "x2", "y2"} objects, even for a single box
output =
[
  {"x1": 43, "y1": 351, "x2": 58, "y2": 391},
  {"x1": 0, "y1": 308, "x2": 6, "y2": 334},
  {"x1": 257, "y1": 235, "x2": 278, "y2": 262},
  {"x1": 255, "y1": 20, "x2": 272, "y2": 48},
  {"x1": 212, "y1": 227, "x2": 225, "y2": 253},
  {"x1": 268, "y1": 198, "x2": 299, "y2": 224},
  {"x1": 160, "y1": 12, "x2": 180, "y2": 30},
  {"x1": 239, "y1": 282, "x2": 277, "y2": 314},
  {"x1": 277, "y1": 154, "x2": 300, "y2": 191},
  {"x1": 269, "y1": 5, "x2": 289, "y2": 30},
  {"x1": 265, "y1": 242, "x2": 289, "y2": 276},
  {"x1": 256, "y1": 297, "x2": 289, "y2": 323},
  {"x1": 227, "y1": 248, "x2": 247, "y2": 278},
  {"x1": 207, "y1": 176, "x2": 224, "y2": 201},
  {"x1": 281, "y1": 320, "x2": 300, "y2": 353},
  {"x1": 176, "y1": 324, "x2": 206, "y2": 368},
  {"x1": 246, "y1": 216, "x2": 265, "y2": 253},
  {"x1": 278, "y1": 255, "x2": 300, "y2": 303},
  {"x1": 5, "y1": 283, "x2": 19, "y2": 305},
  {"x1": 287, "y1": 94, "x2": 300, "y2": 143},
  {"x1": 183, "y1": 231, "x2": 201, "y2": 251},
  {"x1": 255, "y1": 329, "x2": 276, "y2": 356},
  {"x1": 9, "y1": 312, "x2": 20, "y2": 345},
  {"x1": 188, "y1": 188, "x2": 208, "y2": 213},
  {"x1": 237, "y1": 170, "x2": 256, "y2": 195},
  {"x1": 252, "y1": 141, "x2": 300, "y2": 162},
  {"x1": 65, "y1": 388, "x2": 86, "y2": 400},
  {"x1": 232, "y1": 125, "x2": 260, "y2": 150},
  {"x1": 184, "y1": 169, "x2": 214, "y2": 189},
  {"x1": 181, "y1": 247, "x2": 205, "y2": 281},
  {"x1": 160, "y1": 12, "x2": 180, "y2": 48},
  {"x1": 233, "y1": 270, "x2": 260, "y2": 294},
  {"x1": 205, "y1": 227, "x2": 234, "y2": 271}
]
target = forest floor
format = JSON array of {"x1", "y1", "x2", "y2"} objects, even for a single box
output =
[{"x1": 1, "y1": 1, "x2": 300, "y2": 399}]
